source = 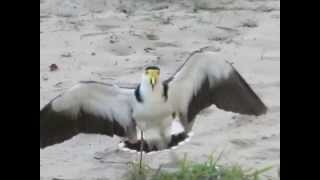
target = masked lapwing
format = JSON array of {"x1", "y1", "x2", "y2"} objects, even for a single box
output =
[{"x1": 40, "y1": 51, "x2": 267, "y2": 170}]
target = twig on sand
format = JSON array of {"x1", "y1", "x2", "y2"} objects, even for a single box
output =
[
  {"x1": 98, "y1": 160, "x2": 132, "y2": 165},
  {"x1": 80, "y1": 32, "x2": 109, "y2": 39},
  {"x1": 216, "y1": 26, "x2": 239, "y2": 33}
]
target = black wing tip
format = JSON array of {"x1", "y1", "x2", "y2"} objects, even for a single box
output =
[
  {"x1": 243, "y1": 95, "x2": 268, "y2": 117},
  {"x1": 231, "y1": 69, "x2": 269, "y2": 116},
  {"x1": 40, "y1": 141, "x2": 49, "y2": 149},
  {"x1": 40, "y1": 102, "x2": 130, "y2": 149},
  {"x1": 261, "y1": 103, "x2": 268, "y2": 114},
  {"x1": 40, "y1": 103, "x2": 77, "y2": 149},
  {"x1": 40, "y1": 142, "x2": 45, "y2": 149},
  {"x1": 248, "y1": 92, "x2": 268, "y2": 116},
  {"x1": 254, "y1": 103, "x2": 268, "y2": 116},
  {"x1": 40, "y1": 139, "x2": 66, "y2": 149},
  {"x1": 40, "y1": 105, "x2": 49, "y2": 149}
]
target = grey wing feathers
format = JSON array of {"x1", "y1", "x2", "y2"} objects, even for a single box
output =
[
  {"x1": 209, "y1": 68, "x2": 267, "y2": 116},
  {"x1": 40, "y1": 82, "x2": 137, "y2": 149},
  {"x1": 167, "y1": 52, "x2": 267, "y2": 132},
  {"x1": 185, "y1": 68, "x2": 267, "y2": 123}
]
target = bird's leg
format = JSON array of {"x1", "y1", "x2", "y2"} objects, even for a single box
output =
[
  {"x1": 139, "y1": 130, "x2": 144, "y2": 174},
  {"x1": 159, "y1": 130, "x2": 170, "y2": 149}
]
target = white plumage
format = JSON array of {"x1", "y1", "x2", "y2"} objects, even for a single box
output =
[
  {"x1": 52, "y1": 83, "x2": 134, "y2": 129},
  {"x1": 40, "y1": 51, "x2": 267, "y2": 152}
]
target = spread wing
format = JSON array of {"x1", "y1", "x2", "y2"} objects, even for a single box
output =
[
  {"x1": 40, "y1": 81, "x2": 137, "y2": 149},
  {"x1": 167, "y1": 52, "x2": 267, "y2": 132}
]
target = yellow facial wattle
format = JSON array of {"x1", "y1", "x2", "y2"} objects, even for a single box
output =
[{"x1": 146, "y1": 69, "x2": 160, "y2": 87}]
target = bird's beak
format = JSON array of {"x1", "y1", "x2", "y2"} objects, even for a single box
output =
[
  {"x1": 148, "y1": 71, "x2": 159, "y2": 89},
  {"x1": 150, "y1": 75, "x2": 157, "y2": 89}
]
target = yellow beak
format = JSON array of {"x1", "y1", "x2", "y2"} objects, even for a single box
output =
[
  {"x1": 148, "y1": 70, "x2": 159, "y2": 88},
  {"x1": 150, "y1": 75, "x2": 157, "y2": 87}
]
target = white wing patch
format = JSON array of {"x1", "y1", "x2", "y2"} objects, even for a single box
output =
[
  {"x1": 169, "y1": 52, "x2": 233, "y2": 113},
  {"x1": 51, "y1": 83, "x2": 134, "y2": 128}
]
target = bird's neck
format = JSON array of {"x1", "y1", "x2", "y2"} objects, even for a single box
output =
[
  {"x1": 142, "y1": 82, "x2": 162, "y2": 95},
  {"x1": 136, "y1": 82, "x2": 165, "y2": 103}
]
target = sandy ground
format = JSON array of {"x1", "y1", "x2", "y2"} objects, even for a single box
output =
[{"x1": 40, "y1": 0, "x2": 280, "y2": 179}]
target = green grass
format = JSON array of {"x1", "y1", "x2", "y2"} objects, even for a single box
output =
[{"x1": 125, "y1": 154, "x2": 272, "y2": 180}]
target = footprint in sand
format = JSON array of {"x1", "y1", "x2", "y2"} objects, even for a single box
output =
[
  {"x1": 208, "y1": 29, "x2": 240, "y2": 43},
  {"x1": 94, "y1": 148, "x2": 135, "y2": 165},
  {"x1": 153, "y1": 41, "x2": 180, "y2": 48},
  {"x1": 230, "y1": 138, "x2": 256, "y2": 148},
  {"x1": 230, "y1": 115, "x2": 255, "y2": 128},
  {"x1": 250, "y1": 148, "x2": 280, "y2": 161},
  {"x1": 103, "y1": 42, "x2": 136, "y2": 57}
]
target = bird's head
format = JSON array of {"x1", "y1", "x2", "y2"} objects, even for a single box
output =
[{"x1": 142, "y1": 66, "x2": 161, "y2": 90}]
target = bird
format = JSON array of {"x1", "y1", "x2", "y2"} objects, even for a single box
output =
[{"x1": 40, "y1": 51, "x2": 267, "y2": 170}]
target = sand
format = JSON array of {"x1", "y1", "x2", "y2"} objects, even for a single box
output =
[{"x1": 40, "y1": 0, "x2": 280, "y2": 179}]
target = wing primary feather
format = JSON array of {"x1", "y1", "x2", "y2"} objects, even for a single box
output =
[
  {"x1": 211, "y1": 68, "x2": 268, "y2": 116},
  {"x1": 40, "y1": 104, "x2": 80, "y2": 148},
  {"x1": 186, "y1": 68, "x2": 267, "y2": 125},
  {"x1": 187, "y1": 76, "x2": 213, "y2": 123},
  {"x1": 173, "y1": 67, "x2": 267, "y2": 133},
  {"x1": 40, "y1": 82, "x2": 137, "y2": 149},
  {"x1": 40, "y1": 103, "x2": 131, "y2": 149}
]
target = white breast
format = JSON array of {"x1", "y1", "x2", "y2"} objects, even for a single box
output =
[
  {"x1": 133, "y1": 101, "x2": 173, "y2": 130},
  {"x1": 132, "y1": 84, "x2": 173, "y2": 131}
]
